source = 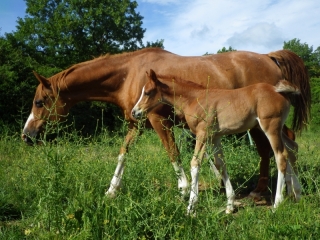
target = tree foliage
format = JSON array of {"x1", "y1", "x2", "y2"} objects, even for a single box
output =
[
  {"x1": 0, "y1": 34, "x2": 39, "y2": 129},
  {"x1": 14, "y1": 0, "x2": 146, "y2": 68},
  {"x1": 217, "y1": 46, "x2": 237, "y2": 53}
]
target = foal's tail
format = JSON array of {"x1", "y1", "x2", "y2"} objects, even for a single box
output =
[
  {"x1": 268, "y1": 50, "x2": 311, "y2": 132},
  {"x1": 275, "y1": 80, "x2": 300, "y2": 94}
]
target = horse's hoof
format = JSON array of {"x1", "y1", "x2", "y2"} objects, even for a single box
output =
[
  {"x1": 249, "y1": 191, "x2": 262, "y2": 201},
  {"x1": 225, "y1": 206, "x2": 234, "y2": 214},
  {"x1": 105, "y1": 190, "x2": 117, "y2": 199}
]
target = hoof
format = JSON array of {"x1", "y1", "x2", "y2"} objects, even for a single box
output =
[
  {"x1": 105, "y1": 189, "x2": 117, "y2": 199},
  {"x1": 226, "y1": 206, "x2": 234, "y2": 214},
  {"x1": 249, "y1": 191, "x2": 262, "y2": 201}
]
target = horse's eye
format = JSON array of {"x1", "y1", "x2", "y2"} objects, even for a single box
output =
[
  {"x1": 144, "y1": 91, "x2": 150, "y2": 96},
  {"x1": 35, "y1": 100, "x2": 44, "y2": 108}
]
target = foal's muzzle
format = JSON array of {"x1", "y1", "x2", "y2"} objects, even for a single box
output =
[{"x1": 131, "y1": 108, "x2": 143, "y2": 119}]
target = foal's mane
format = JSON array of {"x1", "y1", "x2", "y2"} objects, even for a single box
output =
[{"x1": 156, "y1": 74, "x2": 206, "y2": 92}]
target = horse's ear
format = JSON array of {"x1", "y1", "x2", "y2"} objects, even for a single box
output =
[{"x1": 33, "y1": 71, "x2": 51, "y2": 89}]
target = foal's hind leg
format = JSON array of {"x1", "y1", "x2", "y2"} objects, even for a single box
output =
[
  {"x1": 249, "y1": 126, "x2": 295, "y2": 200},
  {"x1": 259, "y1": 119, "x2": 289, "y2": 208}
]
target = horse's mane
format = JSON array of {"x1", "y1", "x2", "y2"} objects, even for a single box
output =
[{"x1": 48, "y1": 48, "x2": 169, "y2": 89}]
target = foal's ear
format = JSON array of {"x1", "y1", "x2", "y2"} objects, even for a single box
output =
[
  {"x1": 147, "y1": 69, "x2": 158, "y2": 83},
  {"x1": 33, "y1": 71, "x2": 51, "y2": 89}
]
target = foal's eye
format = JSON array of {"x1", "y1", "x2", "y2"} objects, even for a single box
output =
[
  {"x1": 144, "y1": 91, "x2": 151, "y2": 96},
  {"x1": 35, "y1": 100, "x2": 44, "y2": 108}
]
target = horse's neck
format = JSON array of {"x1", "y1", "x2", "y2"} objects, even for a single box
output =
[{"x1": 58, "y1": 56, "x2": 130, "y2": 103}]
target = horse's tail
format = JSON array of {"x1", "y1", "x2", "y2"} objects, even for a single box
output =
[{"x1": 268, "y1": 50, "x2": 311, "y2": 133}]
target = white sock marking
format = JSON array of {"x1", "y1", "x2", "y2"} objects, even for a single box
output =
[
  {"x1": 172, "y1": 162, "x2": 189, "y2": 196},
  {"x1": 187, "y1": 166, "x2": 199, "y2": 214},
  {"x1": 106, "y1": 153, "x2": 125, "y2": 197}
]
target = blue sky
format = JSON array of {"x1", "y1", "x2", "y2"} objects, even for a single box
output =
[{"x1": 1, "y1": 0, "x2": 319, "y2": 56}]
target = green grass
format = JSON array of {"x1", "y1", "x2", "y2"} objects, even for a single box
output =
[{"x1": 1, "y1": 126, "x2": 320, "y2": 239}]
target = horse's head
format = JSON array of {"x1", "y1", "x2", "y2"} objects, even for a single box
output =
[
  {"x1": 131, "y1": 69, "x2": 166, "y2": 119},
  {"x1": 22, "y1": 71, "x2": 69, "y2": 144}
]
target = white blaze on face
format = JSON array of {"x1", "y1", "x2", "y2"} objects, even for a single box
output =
[
  {"x1": 23, "y1": 112, "x2": 35, "y2": 135},
  {"x1": 131, "y1": 86, "x2": 145, "y2": 117}
]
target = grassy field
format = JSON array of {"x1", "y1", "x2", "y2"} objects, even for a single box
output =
[{"x1": 1, "y1": 124, "x2": 320, "y2": 239}]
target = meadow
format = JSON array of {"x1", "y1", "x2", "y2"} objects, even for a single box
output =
[{"x1": 1, "y1": 122, "x2": 320, "y2": 239}]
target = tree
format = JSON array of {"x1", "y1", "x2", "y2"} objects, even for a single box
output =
[
  {"x1": 15, "y1": 0, "x2": 147, "y2": 68},
  {"x1": 217, "y1": 46, "x2": 237, "y2": 53},
  {"x1": 0, "y1": 34, "x2": 38, "y2": 130}
]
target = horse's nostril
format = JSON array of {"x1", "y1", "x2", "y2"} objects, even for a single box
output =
[
  {"x1": 21, "y1": 134, "x2": 27, "y2": 141},
  {"x1": 21, "y1": 134, "x2": 34, "y2": 145}
]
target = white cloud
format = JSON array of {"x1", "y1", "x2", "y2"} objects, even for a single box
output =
[
  {"x1": 226, "y1": 22, "x2": 284, "y2": 50},
  {"x1": 139, "y1": 0, "x2": 320, "y2": 55}
]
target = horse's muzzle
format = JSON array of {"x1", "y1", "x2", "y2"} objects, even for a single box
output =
[{"x1": 21, "y1": 134, "x2": 34, "y2": 145}]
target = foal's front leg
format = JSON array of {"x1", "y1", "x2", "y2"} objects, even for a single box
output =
[
  {"x1": 148, "y1": 114, "x2": 189, "y2": 197},
  {"x1": 210, "y1": 138, "x2": 235, "y2": 214},
  {"x1": 187, "y1": 132, "x2": 207, "y2": 215}
]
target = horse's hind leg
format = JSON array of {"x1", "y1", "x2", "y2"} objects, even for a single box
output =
[
  {"x1": 209, "y1": 138, "x2": 235, "y2": 214},
  {"x1": 249, "y1": 125, "x2": 295, "y2": 200},
  {"x1": 282, "y1": 133, "x2": 301, "y2": 202},
  {"x1": 249, "y1": 128, "x2": 271, "y2": 199},
  {"x1": 106, "y1": 122, "x2": 140, "y2": 197}
]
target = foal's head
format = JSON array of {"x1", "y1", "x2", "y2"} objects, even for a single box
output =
[
  {"x1": 131, "y1": 69, "x2": 167, "y2": 119},
  {"x1": 22, "y1": 72, "x2": 69, "y2": 144}
]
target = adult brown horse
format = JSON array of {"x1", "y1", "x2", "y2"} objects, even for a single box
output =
[
  {"x1": 22, "y1": 48, "x2": 310, "y2": 199},
  {"x1": 131, "y1": 69, "x2": 302, "y2": 214}
]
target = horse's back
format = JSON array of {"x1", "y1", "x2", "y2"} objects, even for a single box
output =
[{"x1": 134, "y1": 50, "x2": 283, "y2": 89}]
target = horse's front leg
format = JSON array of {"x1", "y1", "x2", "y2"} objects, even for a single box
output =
[
  {"x1": 148, "y1": 114, "x2": 189, "y2": 197},
  {"x1": 106, "y1": 121, "x2": 140, "y2": 197},
  {"x1": 282, "y1": 132, "x2": 301, "y2": 201}
]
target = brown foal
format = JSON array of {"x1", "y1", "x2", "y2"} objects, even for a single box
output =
[{"x1": 132, "y1": 69, "x2": 302, "y2": 214}]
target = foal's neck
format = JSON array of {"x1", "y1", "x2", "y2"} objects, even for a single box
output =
[{"x1": 160, "y1": 78, "x2": 205, "y2": 109}]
